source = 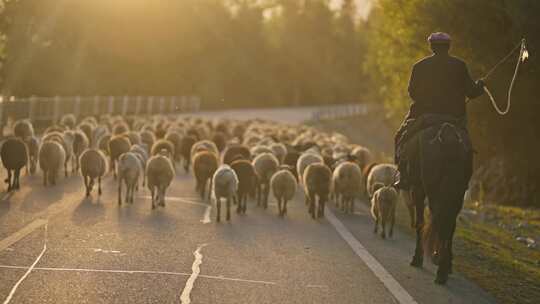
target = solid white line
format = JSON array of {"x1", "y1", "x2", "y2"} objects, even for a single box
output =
[
  {"x1": 180, "y1": 244, "x2": 208, "y2": 304},
  {"x1": 325, "y1": 208, "x2": 418, "y2": 304},
  {"x1": 0, "y1": 265, "x2": 277, "y2": 286},
  {"x1": 3, "y1": 224, "x2": 48, "y2": 304},
  {"x1": 0, "y1": 219, "x2": 48, "y2": 252}
]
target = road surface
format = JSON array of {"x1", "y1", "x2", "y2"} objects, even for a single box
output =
[{"x1": 0, "y1": 108, "x2": 496, "y2": 303}]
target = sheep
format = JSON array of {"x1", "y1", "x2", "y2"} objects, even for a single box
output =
[
  {"x1": 371, "y1": 183, "x2": 399, "y2": 239},
  {"x1": 1, "y1": 138, "x2": 28, "y2": 191},
  {"x1": 165, "y1": 131, "x2": 183, "y2": 162},
  {"x1": 269, "y1": 143, "x2": 287, "y2": 164},
  {"x1": 250, "y1": 145, "x2": 274, "y2": 158},
  {"x1": 77, "y1": 122, "x2": 94, "y2": 145},
  {"x1": 296, "y1": 153, "x2": 324, "y2": 184},
  {"x1": 283, "y1": 150, "x2": 301, "y2": 180},
  {"x1": 303, "y1": 163, "x2": 332, "y2": 219},
  {"x1": 79, "y1": 148, "x2": 108, "y2": 196},
  {"x1": 332, "y1": 162, "x2": 363, "y2": 214},
  {"x1": 126, "y1": 131, "x2": 142, "y2": 146},
  {"x1": 192, "y1": 151, "x2": 219, "y2": 201},
  {"x1": 190, "y1": 140, "x2": 219, "y2": 162},
  {"x1": 140, "y1": 130, "x2": 156, "y2": 153},
  {"x1": 108, "y1": 135, "x2": 132, "y2": 179},
  {"x1": 39, "y1": 141, "x2": 66, "y2": 187},
  {"x1": 151, "y1": 139, "x2": 175, "y2": 157},
  {"x1": 252, "y1": 152, "x2": 279, "y2": 209},
  {"x1": 212, "y1": 165, "x2": 239, "y2": 222},
  {"x1": 230, "y1": 159, "x2": 257, "y2": 214},
  {"x1": 13, "y1": 119, "x2": 34, "y2": 140},
  {"x1": 270, "y1": 167, "x2": 297, "y2": 217},
  {"x1": 211, "y1": 131, "x2": 227, "y2": 152},
  {"x1": 366, "y1": 164, "x2": 398, "y2": 197},
  {"x1": 180, "y1": 135, "x2": 197, "y2": 172},
  {"x1": 91, "y1": 126, "x2": 109, "y2": 149},
  {"x1": 112, "y1": 122, "x2": 129, "y2": 135},
  {"x1": 72, "y1": 130, "x2": 89, "y2": 173},
  {"x1": 222, "y1": 144, "x2": 251, "y2": 165},
  {"x1": 60, "y1": 114, "x2": 77, "y2": 129},
  {"x1": 351, "y1": 146, "x2": 373, "y2": 170},
  {"x1": 130, "y1": 144, "x2": 149, "y2": 187},
  {"x1": 43, "y1": 131, "x2": 72, "y2": 177},
  {"x1": 97, "y1": 134, "x2": 111, "y2": 155},
  {"x1": 26, "y1": 136, "x2": 39, "y2": 175},
  {"x1": 117, "y1": 152, "x2": 141, "y2": 205},
  {"x1": 146, "y1": 154, "x2": 175, "y2": 209}
]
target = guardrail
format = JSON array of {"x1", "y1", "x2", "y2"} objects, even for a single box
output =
[
  {"x1": 0, "y1": 95, "x2": 201, "y2": 127},
  {"x1": 311, "y1": 103, "x2": 368, "y2": 121}
]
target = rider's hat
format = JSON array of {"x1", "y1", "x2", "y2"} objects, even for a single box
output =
[{"x1": 428, "y1": 32, "x2": 451, "y2": 44}]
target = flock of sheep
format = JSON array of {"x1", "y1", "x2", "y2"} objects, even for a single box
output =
[{"x1": 0, "y1": 114, "x2": 403, "y2": 238}]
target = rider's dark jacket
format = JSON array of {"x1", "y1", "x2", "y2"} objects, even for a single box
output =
[
  {"x1": 406, "y1": 53, "x2": 484, "y2": 120},
  {"x1": 395, "y1": 52, "x2": 484, "y2": 165}
]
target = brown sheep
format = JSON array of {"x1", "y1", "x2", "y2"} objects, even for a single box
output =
[
  {"x1": 79, "y1": 148, "x2": 108, "y2": 197},
  {"x1": 222, "y1": 144, "x2": 251, "y2": 165},
  {"x1": 180, "y1": 135, "x2": 197, "y2": 172},
  {"x1": 39, "y1": 141, "x2": 66, "y2": 187},
  {"x1": 303, "y1": 163, "x2": 332, "y2": 219},
  {"x1": 230, "y1": 159, "x2": 257, "y2": 214},
  {"x1": 108, "y1": 135, "x2": 131, "y2": 179},
  {"x1": 1, "y1": 137, "x2": 28, "y2": 191},
  {"x1": 192, "y1": 151, "x2": 219, "y2": 201}
]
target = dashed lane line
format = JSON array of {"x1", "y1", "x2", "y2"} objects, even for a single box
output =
[{"x1": 325, "y1": 207, "x2": 418, "y2": 304}]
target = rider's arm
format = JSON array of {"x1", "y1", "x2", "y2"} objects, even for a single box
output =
[{"x1": 464, "y1": 63, "x2": 484, "y2": 99}]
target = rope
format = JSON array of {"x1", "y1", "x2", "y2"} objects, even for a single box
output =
[{"x1": 480, "y1": 39, "x2": 528, "y2": 116}]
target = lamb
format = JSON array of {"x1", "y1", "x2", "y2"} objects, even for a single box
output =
[
  {"x1": 332, "y1": 161, "x2": 363, "y2": 214},
  {"x1": 212, "y1": 165, "x2": 239, "y2": 222},
  {"x1": 117, "y1": 152, "x2": 141, "y2": 205},
  {"x1": 371, "y1": 183, "x2": 398, "y2": 239},
  {"x1": 79, "y1": 148, "x2": 108, "y2": 196},
  {"x1": 230, "y1": 159, "x2": 257, "y2": 214},
  {"x1": 366, "y1": 164, "x2": 398, "y2": 197},
  {"x1": 192, "y1": 151, "x2": 219, "y2": 201},
  {"x1": 1, "y1": 138, "x2": 28, "y2": 191},
  {"x1": 146, "y1": 154, "x2": 175, "y2": 209},
  {"x1": 72, "y1": 130, "x2": 90, "y2": 173},
  {"x1": 303, "y1": 163, "x2": 332, "y2": 219},
  {"x1": 252, "y1": 152, "x2": 279, "y2": 209},
  {"x1": 39, "y1": 141, "x2": 66, "y2": 186},
  {"x1": 13, "y1": 119, "x2": 34, "y2": 140},
  {"x1": 270, "y1": 167, "x2": 297, "y2": 216},
  {"x1": 108, "y1": 135, "x2": 132, "y2": 179},
  {"x1": 180, "y1": 135, "x2": 197, "y2": 172}
]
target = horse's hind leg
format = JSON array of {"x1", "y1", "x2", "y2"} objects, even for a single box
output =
[{"x1": 410, "y1": 188, "x2": 426, "y2": 267}]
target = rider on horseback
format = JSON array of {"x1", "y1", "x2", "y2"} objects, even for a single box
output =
[{"x1": 394, "y1": 32, "x2": 485, "y2": 190}]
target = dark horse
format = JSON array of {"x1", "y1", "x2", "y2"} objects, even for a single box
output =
[{"x1": 406, "y1": 121, "x2": 473, "y2": 284}]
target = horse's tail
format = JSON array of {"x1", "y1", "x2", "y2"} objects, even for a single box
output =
[{"x1": 422, "y1": 208, "x2": 440, "y2": 259}]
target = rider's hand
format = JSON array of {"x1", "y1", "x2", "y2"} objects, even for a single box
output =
[{"x1": 476, "y1": 78, "x2": 486, "y2": 88}]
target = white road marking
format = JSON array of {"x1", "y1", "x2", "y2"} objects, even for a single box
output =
[
  {"x1": 180, "y1": 243, "x2": 208, "y2": 304},
  {"x1": 201, "y1": 206, "x2": 211, "y2": 224},
  {"x1": 325, "y1": 207, "x2": 418, "y2": 304},
  {"x1": 0, "y1": 264, "x2": 277, "y2": 286},
  {"x1": 0, "y1": 219, "x2": 48, "y2": 252},
  {"x1": 3, "y1": 224, "x2": 48, "y2": 304}
]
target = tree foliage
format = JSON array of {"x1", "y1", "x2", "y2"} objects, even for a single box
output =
[
  {"x1": 0, "y1": 0, "x2": 369, "y2": 108},
  {"x1": 364, "y1": 0, "x2": 540, "y2": 206}
]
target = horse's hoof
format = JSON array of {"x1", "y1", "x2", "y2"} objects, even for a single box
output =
[
  {"x1": 410, "y1": 257, "x2": 423, "y2": 268},
  {"x1": 434, "y1": 275, "x2": 448, "y2": 285}
]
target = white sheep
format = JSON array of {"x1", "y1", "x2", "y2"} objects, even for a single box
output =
[
  {"x1": 118, "y1": 152, "x2": 141, "y2": 205},
  {"x1": 212, "y1": 165, "x2": 239, "y2": 222},
  {"x1": 332, "y1": 161, "x2": 363, "y2": 213}
]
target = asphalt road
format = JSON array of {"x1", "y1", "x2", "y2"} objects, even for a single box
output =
[{"x1": 0, "y1": 108, "x2": 497, "y2": 304}]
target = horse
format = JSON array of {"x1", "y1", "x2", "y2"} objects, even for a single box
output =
[{"x1": 406, "y1": 121, "x2": 473, "y2": 284}]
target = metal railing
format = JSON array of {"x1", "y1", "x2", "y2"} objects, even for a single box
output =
[
  {"x1": 0, "y1": 95, "x2": 201, "y2": 126},
  {"x1": 311, "y1": 103, "x2": 368, "y2": 121}
]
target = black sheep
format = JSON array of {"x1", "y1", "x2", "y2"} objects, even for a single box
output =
[{"x1": 1, "y1": 137, "x2": 28, "y2": 191}]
